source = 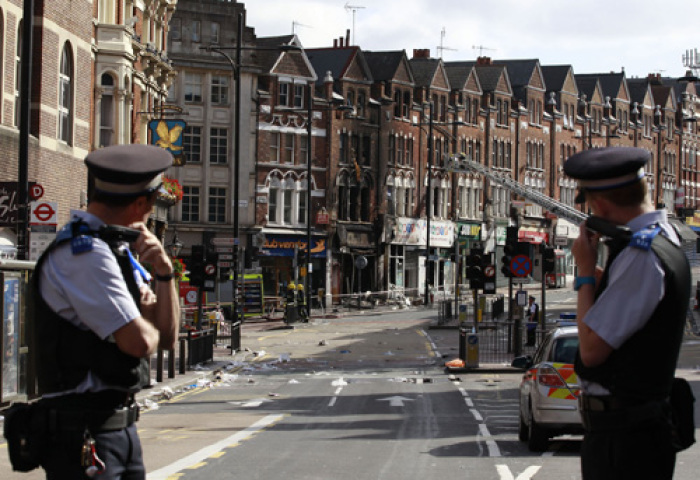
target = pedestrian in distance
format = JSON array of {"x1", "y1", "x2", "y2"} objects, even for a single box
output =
[
  {"x1": 30, "y1": 144, "x2": 180, "y2": 479},
  {"x1": 565, "y1": 146, "x2": 691, "y2": 480},
  {"x1": 525, "y1": 296, "x2": 538, "y2": 346}
]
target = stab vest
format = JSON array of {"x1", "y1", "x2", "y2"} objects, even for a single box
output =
[
  {"x1": 31, "y1": 225, "x2": 150, "y2": 395},
  {"x1": 574, "y1": 232, "x2": 691, "y2": 401}
]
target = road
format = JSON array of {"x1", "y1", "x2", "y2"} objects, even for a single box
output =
[{"x1": 3, "y1": 293, "x2": 700, "y2": 479}]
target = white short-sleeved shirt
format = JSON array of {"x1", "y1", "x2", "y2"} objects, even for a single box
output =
[
  {"x1": 39, "y1": 210, "x2": 145, "y2": 393},
  {"x1": 580, "y1": 209, "x2": 679, "y2": 394}
]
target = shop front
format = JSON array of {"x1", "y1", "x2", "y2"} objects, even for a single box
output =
[
  {"x1": 388, "y1": 217, "x2": 455, "y2": 300},
  {"x1": 334, "y1": 224, "x2": 376, "y2": 300},
  {"x1": 257, "y1": 232, "x2": 327, "y2": 300}
]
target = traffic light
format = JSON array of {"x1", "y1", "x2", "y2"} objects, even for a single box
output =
[
  {"x1": 189, "y1": 245, "x2": 205, "y2": 287},
  {"x1": 501, "y1": 244, "x2": 514, "y2": 278},
  {"x1": 542, "y1": 246, "x2": 556, "y2": 273},
  {"x1": 467, "y1": 247, "x2": 484, "y2": 289}
]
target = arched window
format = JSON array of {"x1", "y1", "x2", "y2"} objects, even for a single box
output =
[
  {"x1": 58, "y1": 43, "x2": 73, "y2": 144},
  {"x1": 99, "y1": 73, "x2": 116, "y2": 147}
]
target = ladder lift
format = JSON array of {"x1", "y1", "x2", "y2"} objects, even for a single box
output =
[{"x1": 445, "y1": 153, "x2": 586, "y2": 224}]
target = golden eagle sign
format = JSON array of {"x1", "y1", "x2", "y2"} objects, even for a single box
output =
[{"x1": 149, "y1": 119, "x2": 187, "y2": 166}]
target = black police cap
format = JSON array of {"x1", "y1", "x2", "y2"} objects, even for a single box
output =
[
  {"x1": 85, "y1": 144, "x2": 173, "y2": 196},
  {"x1": 563, "y1": 147, "x2": 649, "y2": 203}
]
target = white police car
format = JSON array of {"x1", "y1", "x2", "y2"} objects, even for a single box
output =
[{"x1": 511, "y1": 325, "x2": 582, "y2": 451}]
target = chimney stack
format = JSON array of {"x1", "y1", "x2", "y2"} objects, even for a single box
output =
[
  {"x1": 346, "y1": 29, "x2": 351, "y2": 46},
  {"x1": 412, "y1": 49, "x2": 430, "y2": 59},
  {"x1": 477, "y1": 56, "x2": 492, "y2": 65}
]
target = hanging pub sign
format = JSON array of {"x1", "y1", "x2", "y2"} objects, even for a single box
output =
[{"x1": 149, "y1": 119, "x2": 187, "y2": 166}]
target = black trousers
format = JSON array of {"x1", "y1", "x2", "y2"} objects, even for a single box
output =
[
  {"x1": 580, "y1": 405, "x2": 676, "y2": 480},
  {"x1": 41, "y1": 423, "x2": 144, "y2": 480}
]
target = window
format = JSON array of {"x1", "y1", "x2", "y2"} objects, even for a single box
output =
[
  {"x1": 208, "y1": 187, "x2": 226, "y2": 223},
  {"x1": 170, "y1": 18, "x2": 181, "y2": 40},
  {"x1": 99, "y1": 74, "x2": 115, "y2": 147},
  {"x1": 402, "y1": 91, "x2": 410, "y2": 118},
  {"x1": 183, "y1": 126, "x2": 202, "y2": 163},
  {"x1": 182, "y1": 186, "x2": 200, "y2": 222},
  {"x1": 283, "y1": 187, "x2": 293, "y2": 224},
  {"x1": 211, "y1": 22, "x2": 220, "y2": 44},
  {"x1": 394, "y1": 91, "x2": 401, "y2": 118},
  {"x1": 282, "y1": 133, "x2": 294, "y2": 164},
  {"x1": 211, "y1": 75, "x2": 229, "y2": 105},
  {"x1": 184, "y1": 72, "x2": 202, "y2": 103},
  {"x1": 209, "y1": 128, "x2": 228, "y2": 164},
  {"x1": 298, "y1": 181, "x2": 308, "y2": 226},
  {"x1": 269, "y1": 132, "x2": 280, "y2": 163},
  {"x1": 279, "y1": 82, "x2": 289, "y2": 106},
  {"x1": 300, "y1": 134, "x2": 308, "y2": 164},
  {"x1": 389, "y1": 135, "x2": 395, "y2": 164},
  {"x1": 192, "y1": 20, "x2": 201, "y2": 42},
  {"x1": 268, "y1": 183, "x2": 279, "y2": 223},
  {"x1": 293, "y1": 84, "x2": 304, "y2": 108},
  {"x1": 356, "y1": 90, "x2": 365, "y2": 117},
  {"x1": 58, "y1": 43, "x2": 73, "y2": 145}
]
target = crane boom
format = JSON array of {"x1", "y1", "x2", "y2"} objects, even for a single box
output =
[{"x1": 446, "y1": 154, "x2": 586, "y2": 225}]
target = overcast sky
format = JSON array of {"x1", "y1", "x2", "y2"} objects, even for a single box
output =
[{"x1": 245, "y1": 0, "x2": 700, "y2": 79}]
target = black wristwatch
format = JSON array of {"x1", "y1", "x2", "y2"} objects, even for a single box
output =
[{"x1": 155, "y1": 272, "x2": 174, "y2": 282}]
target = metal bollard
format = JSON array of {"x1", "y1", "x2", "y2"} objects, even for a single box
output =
[{"x1": 179, "y1": 338, "x2": 186, "y2": 374}]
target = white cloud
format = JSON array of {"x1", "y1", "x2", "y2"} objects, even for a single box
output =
[{"x1": 245, "y1": 0, "x2": 700, "y2": 78}]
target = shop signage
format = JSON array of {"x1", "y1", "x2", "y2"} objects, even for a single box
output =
[
  {"x1": 456, "y1": 222, "x2": 481, "y2": 238},
  {"x1": 316, "y1": 211, "x2": 330, "y2": 224},
  {"x1": 259, "y1": 235, "x2": 326, "y2": 258},
  {"x1": 393, "y1": 218, "x2": 455, "y2": 247},
  {"x1": 0, "y1": 182, "x2": 37, "y2": 226}
]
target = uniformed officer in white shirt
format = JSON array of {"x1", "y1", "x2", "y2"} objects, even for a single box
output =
[{"x1": 565, "y1": 146, "x2": 691, "y2": 480}]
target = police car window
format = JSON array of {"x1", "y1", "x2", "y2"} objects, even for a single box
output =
[
  {"x1": 551, "y1": 336, "x2": 579, "y2": 364},
  {"x1": 532, "y1": 331, "x2": 553, "y2": 364}
]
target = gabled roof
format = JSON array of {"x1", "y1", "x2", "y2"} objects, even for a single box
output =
[
  {"x1": 626, "y1": 78, "x2": 653, "y2": 106},
  {"x1": 444, "y1": 61, "x2": 473, "y2": 90},
  {"x1": 495, "y1": 59, "x2": 542, "y2": 89},
  {"x1": 254, "y1": 34, "x2": 316, "y2": 81},
  {"x1": 577, "y1": 72, "x2": 628, "y2": 102},
  {"x1": 575, "y1": 75, "x2": 600, "y2": 103},
  {"x1": 305, "y1": 46, "x2": 373, "y2": 86},
  {"x1": 541, "y1": 65, "x2": 570, "y2": 92},
  {"x1": 409, "y1": 57, "x2": 441, "y2": 87},
  {"x1": 474, "y1": 64, "x2": 510, "y2": 95},
  {"x1": 364, "y1": 50, "x2": 413, "y2": 84}
]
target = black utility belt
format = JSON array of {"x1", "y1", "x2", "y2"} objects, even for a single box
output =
[
  {"x1": 579, "y1": 395, "x2": 639, "y2": 412},
  {"x1": 49, "y1": 403, "x2": 140, "y2": 432}
]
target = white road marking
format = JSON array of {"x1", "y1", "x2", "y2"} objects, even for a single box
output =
[
  {"x1": 328, "y1": 396, "x2": 338, "y2": 407},
  {"x1": 495, "y1": 465, "x2": 542, "y2": 479},
  {"x1": 377, "y1": 395, "x2": 414, "y2": 407},
  {"x1": 470, "y1": 408, "x2": 483, "y2": 421},
  {"x1": 147, "y1": 414, "x2": 284, "y2": 480},
  {"x1": 479, "y1": 423, "x2": 501, "y2": 457}
]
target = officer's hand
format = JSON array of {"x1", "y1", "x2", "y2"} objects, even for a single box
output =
[
  {"x1": 130, "y1": 222, "x2": 173, "y2": 276},
  {"x1": 572, "y1": 225, "x2": 599, "y2": 276}
]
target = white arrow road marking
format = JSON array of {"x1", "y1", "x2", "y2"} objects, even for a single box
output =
[
  {"x1": 228, "y1": 398, "x2": 272, "y2": 408},
  {"x1": 495, "y1": 465, "x2": 541, "y2": 480},
  {"x1": 377, "y1": 396, "x2": 414, "y2": 407},
  {"x1": 147, "y1": 414, "x2": 285, "y2": 480}
]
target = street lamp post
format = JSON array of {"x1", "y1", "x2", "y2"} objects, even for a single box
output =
[
  {"x1": 203, "y1": 13, "x2": 243, "y2": 353},
  {"x1": 306, "y1": 84, "x2": 313, "y2": 314},
  {"x1": 425, "y1": 101, "x2": 434, "y2": 307}
]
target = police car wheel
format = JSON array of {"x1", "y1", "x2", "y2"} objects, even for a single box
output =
[
  {"x1": 527, "y1": 406, "x2": 549, "y2": 452},
  {"x1": 518, "y1": 411, "x2": 529, "y2": 442}
]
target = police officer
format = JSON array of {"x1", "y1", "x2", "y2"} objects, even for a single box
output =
[
  {"x1": 565, "y1": 147, "x2": 690, "y2": 480},
  {"x1": 525, "y1": 296, "x2": 538, "y2": 346},
  {"x1": 34, "y1": 144, "x2": 180, "y2": 479}
]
